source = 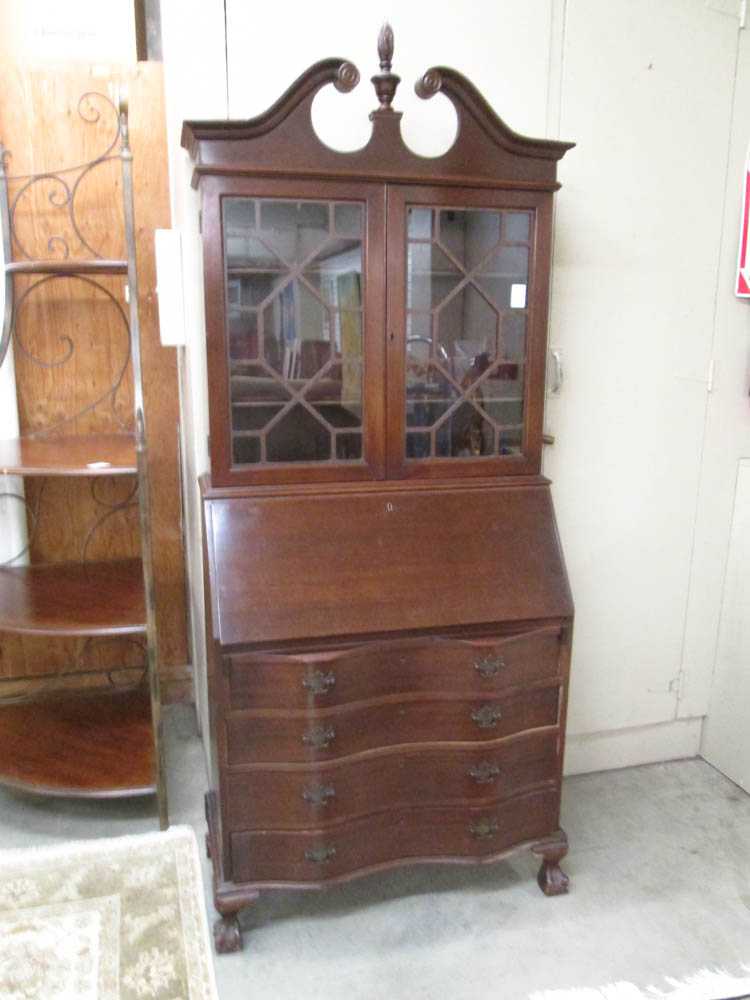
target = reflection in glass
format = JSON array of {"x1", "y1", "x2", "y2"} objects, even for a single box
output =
[
  {"x1": 405, "y1": 205, "x2": 533, "y2": 461},
  {"x1": 223, "y1": 197, "x2": 365, "y2": 466}
]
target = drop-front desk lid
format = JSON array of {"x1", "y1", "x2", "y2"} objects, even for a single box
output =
[{"x1": 204, "y1": 484, "x2": 574, "y2": 648}]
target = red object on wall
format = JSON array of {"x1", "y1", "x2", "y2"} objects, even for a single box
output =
[{"x1": 736, "y1": 147, "x2": 750, "y2": 298}]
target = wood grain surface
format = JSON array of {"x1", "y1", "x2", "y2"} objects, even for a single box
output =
[
  {"x1": 224, "y1": 729, "x2": 559, "y2": 830},
  {"x1": 0, "y1": 64, "x2": 188, "y2": 693},
  {"x1": 0, "y1": 687, "x2": 155, "y2": 795},
  {"x1": 229, "y1": 786, "x2": 560, "y2": 885}
]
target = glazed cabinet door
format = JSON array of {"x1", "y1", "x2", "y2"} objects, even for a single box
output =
[
  {"x1": 202, "y1": 176, "x2": 387, "y2": 486},
  {"x1": 385, "y1": 185, "x2": 552, "y2": 479}
]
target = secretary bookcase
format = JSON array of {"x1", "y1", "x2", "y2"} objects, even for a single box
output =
[{"x1": 184, "y1": 25, "x2": 574, "y2": 951}]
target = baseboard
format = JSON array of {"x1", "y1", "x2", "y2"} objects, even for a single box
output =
[{"x1": 563, "y1": 717, "x2": 703, "y2": 776}]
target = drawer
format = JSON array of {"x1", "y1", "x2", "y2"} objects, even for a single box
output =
[
  {"x1": 225, "y1": 730, "x2": 559, "y2": 830},
  {"x1": 230, "y1": 786, "x2": 560, "y2": 884},
  {"x1": 225, "y1": 685, "x2": 560, "y2": 765},
  {"x1": 227, "y1": 627, "x2": 562, "y2": 710}
]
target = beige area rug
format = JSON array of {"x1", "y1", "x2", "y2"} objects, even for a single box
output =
[
  {"x1": 0, "y1": 825, "x2": 218, "y2": 1000},
  {"x1": 530, "y1": 966, "x2": 750, "y2": 1000}
]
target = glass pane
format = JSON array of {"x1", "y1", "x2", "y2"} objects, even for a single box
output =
[
  {"x1": 232, "y1": 402, "x2": 285, "y2": 432},
  {"x1": 406, "y1": 431, "x2": 431, "y2": 459},
  {"x1": 334, "y1": 203, "x2": 363, "y2": 237},
  {"x1": 259, "y1": 200, "x2": 329, "y2": 262},
  {"x1": 439, "y1": 209, "x2": 501, "y2": 268},
  {"x1": 407, "y1": 207, "x2": 432, "y2": 239},
  {"x1": 505, "y1": 212, "x2": 531, "y2": 242},
  {"x1": 228, "y1": 308, "x2": 258, "y2": 361},
  {"x1": 405, "y1": 204, "x2": 533, "y2": 462},
  {"x1": 304, "y1": 243, "x2": 362, "y2": 304},
  {"x1": 405, "y1": 364, "x2": 458, "y2": 429},
  {"x1": 233, "y1": 436, "x2": 261, "y2": 465},
  {"x1": 336, "y1": 433, "x2": 362, "y2": 460},
  {"x1": 224, "y1": 196, "x2": 364, "y2": 467},
  {"x1": 475, "y1": 246, "x2": 529, "y2": 307},
  {"x1": 266, "y1": 405, "x2": 332, "y2": 462},
  {"x1": 407, "y1": 243, "x2": 462, "y2": 309}
]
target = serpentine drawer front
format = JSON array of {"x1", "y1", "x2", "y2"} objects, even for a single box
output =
[
  {"x1": 226, "y1": 627, "x2": 564, "y2": 711},
  {"x1": 224, "y1": 730, "x2": 560, "y2": 830},
  {"x1": 224, "y1": 685, "x2": 561, "y2": 766},
  {"x1": 230, "y1": 787, "x2": 561, "y2": 885}
]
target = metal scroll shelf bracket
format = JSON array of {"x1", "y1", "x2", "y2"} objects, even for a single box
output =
[{"x1": 0, "y1": 92, "x2": 137, "y2": 570}]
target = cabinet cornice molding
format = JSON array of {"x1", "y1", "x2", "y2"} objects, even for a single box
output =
[{"x1": 182, "y1": 28, "x2": 574, "y2": 191}]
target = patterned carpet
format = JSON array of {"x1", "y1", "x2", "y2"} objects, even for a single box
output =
[{"x1": 0, "y1": 825, "x2": 217, "y2": 1000}]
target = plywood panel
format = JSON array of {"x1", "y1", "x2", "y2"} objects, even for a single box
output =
[{"x1": 0, "y1": 64, "x2": 188, "y2": 693}]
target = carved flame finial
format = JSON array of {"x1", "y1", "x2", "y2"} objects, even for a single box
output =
[
  {"x1": 371, "y1": 22, "x2": 400, "y2": 113},
  {"x1": 378, "y1": 22, "x2": 394, "y2": 72}
]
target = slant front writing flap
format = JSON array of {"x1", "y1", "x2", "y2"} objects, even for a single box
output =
[{"x1": 206, "y1": 485, "x2": 573, "y2": 647}]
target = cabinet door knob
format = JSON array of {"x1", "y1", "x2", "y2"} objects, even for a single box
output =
[
  {"x1": 470, "y1": 704, "x2": 503, "y2": 729},
  {"x1": 302, "y1": 784, "x2": 336, "y2": 807},
  {"x1": 474, "y1": 654, "x2": 505, "y2": 678},
  {"x1": 302, "y1": 670, "x2": 336, "y2": 695},
  {"x1": 469, "y1": 817, "x2": 498, "y2": 840},
  {"x1": 305, "y1": 845, "x2": 337, "y2": 864},
  {"x1": 468, "y1": 761, "x2": 501, "y2": 784},
  {"x1": 302, "y1": 725, "x2": 336, "y2": 750}
]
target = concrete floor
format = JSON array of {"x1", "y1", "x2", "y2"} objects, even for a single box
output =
[{"x1": 1, "y1": 704, "x2": 749, "y2": 999}]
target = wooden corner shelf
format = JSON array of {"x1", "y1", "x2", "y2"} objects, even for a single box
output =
[
  {"x1": 0, "y1": 433, "x2": 137, "y2": 476},
  {"x1": 5, "y1": 259, "x2": 128, "y2": 276},
  {"x1": 0, "y1": 90, "x2": 168, "y2": 827},
  {"x1": 0, "y1": 687, "x2": 155, "y2": 797},
  {"x1": 0, "y1": 559, "x2": 146, "y2": 636}
]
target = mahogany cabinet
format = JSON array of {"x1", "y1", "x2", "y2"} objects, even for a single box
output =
[{"x1": 183, "y1": 25, "x2": 574, "y2": 953}]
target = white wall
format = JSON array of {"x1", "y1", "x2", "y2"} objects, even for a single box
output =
[
  {"x1": 690, "y1": 23, "x2": 750, "y2": 790},
  {"x1": 159, "y1": 0, "x2": 228, "y2": 740},
  {"x1": 161, "y1": 0, "x2": 750, "y2": 775},
  {"x1": 546, "y1": 0, "x2": 742, "y2": 771}
]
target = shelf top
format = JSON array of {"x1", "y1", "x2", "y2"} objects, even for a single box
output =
[
  {"x1": 5, "y1": 259, "x2": 128, "y2": 276},
  {"x1": 0, "y1": 559, "x2": 146, "y2": 637},
  {"x1": 0, "y1": 434, "x2": 137, "y2": 477},
  {"x1": 0, "y1": 688, "x2": 155, "y2": 797}
]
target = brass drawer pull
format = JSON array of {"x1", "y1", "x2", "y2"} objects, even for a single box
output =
[
  {"x1": 470, "y1": 817, "x2": 498, "y2": 840},
  {"x1": 305, "y1": 845, "x2": 337, "y2": 864},
  {"x1": 471, "y1": 704, "x2": 503, "y2": 729},
  {"x1": 468, "y1": 761, "x2": 501, "y2": 784},
  {"x1": 302, "y1": 670, "x2": 336, "y2": 696},
  {"x1": 302, "y1": 725, "x2": 336, "y2": 750},
  {"x1": 474, "y1": 654, "x2": 505, "y2": 679},
  {"x1": 302, "y1": 784, "x2": 336, "y2": 807}
]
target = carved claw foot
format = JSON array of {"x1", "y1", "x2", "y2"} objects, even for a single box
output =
[
  {"x1": 531, "y1": 831, "x2": 570, "y2": 897},
  {"x1": 214, "y1": 913, "x2": 242, "y2": 953}
]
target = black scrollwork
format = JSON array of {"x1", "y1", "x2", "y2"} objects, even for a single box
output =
[
  {"x1": 6, "y1": 92, "x2": 121, "y2": 263},
  {"x1": 12, "y1": 274, "x2": 131, "y2": 434}
]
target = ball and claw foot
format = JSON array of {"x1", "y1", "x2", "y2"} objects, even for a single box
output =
[
  {"x1": 532, "y1": 833, "x2": 570, "y2": 897},
  {"x1": 214, "y1": 914, "x2": 242, "y2": 954}
]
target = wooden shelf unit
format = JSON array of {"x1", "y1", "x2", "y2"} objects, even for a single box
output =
[
  {"x1": 0, "y1": 433, "x2": 137, "y2": 477},
  {"x1": 0, "y1": 94, "x2": 167, "y2": 823},
  {"x1": 0, "y1": 559, "x2": 146, "y2": 636},
  {"x1": 5, "y1": 258, "x2": 128, "y2": 275},
  {"x1": 0, "y1": 688, "x2": 156, "y2": 797}
]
